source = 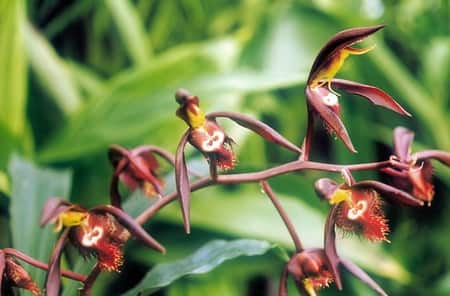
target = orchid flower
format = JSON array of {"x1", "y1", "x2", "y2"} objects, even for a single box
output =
[{"x1": 303, "y1": 25, "x2": 410, "y2": 158}]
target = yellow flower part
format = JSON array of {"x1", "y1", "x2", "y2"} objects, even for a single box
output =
[
  {"x1": 328, "y1": 188, "x2": 352, "y2": 205},
  {"x1": 54, "y1": 210, "x2": 88, "y2": 232},
  {"x1": 310, "y1": 44, "x2": 376, "y2": 90},
  {"x1": 185, "y1": 104, "x2": 206, "y2": 129},
  {"x1": 303, "y1": 278, "x2": 318, "y2": 296}
]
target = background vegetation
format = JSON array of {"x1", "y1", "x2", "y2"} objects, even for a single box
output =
[{"x1": 0, "y1": 0, "x2": 449, "y2": 295}]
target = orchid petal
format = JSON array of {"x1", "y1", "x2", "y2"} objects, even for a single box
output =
[
  {"x1": 40, "y1": 198, "x2": 73, "y2": 226},
  {"x1": 353, "y1": 180, "x2": 424, "y2": 206},
  {"x1": 278, "y1": 265, "x2": 289, "y2": 296},
  {"x1": 207, "y1": 111, "x2": 302, "y2": 154},
  {"x1": 108, "y1": 145, "x2": 129, "y2": 168},
  {"x1": 324, "y1": 205, "x2": 342, "y2": 289},
  {"x1": 175, "y1": 130, "x2": 192, "y2": 234},
  {"x1": 306, "y1": 86, "x2": 356, "y2": 152},
  {"x1": 413, "y1": 150, "x2": 450, "y2": 166},
  {"x1": 308, "y1": 25, "x2": 385, "y2": 83},
  {"x1": 340, "y1": 257, "x2": 388, "y2": 296},
  {"x1": 131, "y1": 145, "x2": 176, "y2": 167},
  {"x1": 314, "y1": 178, "x2": 340, "y2": 202},
  {"x1": 0, "y1": 250, "x2": 5, "y2": 289},
  {"x1": 331, "y1": 79, "x2": 411, "y2": 116},
  {"x1": 92, "y1": 206, "x2": 165, "y2": 253},
  {"x1": 392, "y1": 127, "x2": 415, "y2": 162},
  {"x1": 110, "y1": 158, "x2": 128, "y2": 208},
  {"x1": 45, "y1": 228, "x2": 69, "y2": 296}
]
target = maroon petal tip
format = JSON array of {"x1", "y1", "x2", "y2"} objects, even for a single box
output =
[
  {"x1": 175, "y1": 131, "x2": 192, "y2": 234},
  {"x1": 340, "y1": 257, "x2": 388, "y2": 296},
  {"x1": 308, "y1": 25, "x2": 385, "y2": 83},
  {"x1": 353, "y1": 180, "x2": 424, "y2": 207},
  {"x1": 40, "y1": 198, "x2": 72, "y2": 226},
  {"x1": 331, "y1": 79, "x2": 411, "y2": 117},
  {"x1": 393, "y1": 127, "x2": 415, "y2": 161},
  {"x1": 324, "y1": 205, "x2": 342, "y2": 289},
  {"x1": 207, "y1": 111, "x2": 302, "y2": 154}
]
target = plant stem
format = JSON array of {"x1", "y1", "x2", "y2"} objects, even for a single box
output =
[
  {"x1": 136, "y1": 159, "x2": 392, "y2": 224},
  {"x1": 260, "y1": 180, "x2": 303, "y2": 252},
  {"x1": 79, "y1": 264, "x2": 102, "y2": 296}
]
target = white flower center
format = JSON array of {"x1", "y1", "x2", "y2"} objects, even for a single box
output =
[
  {"x1": 201, "y1": 130, "x2": 225, "y2": 152},
  {"x1": 322, "y1": 93, "x2": 338, "y2": 107},
  {"x1": 82, "y1": 226, "x2": 104, "y2": 247},
  {"x1": 347, "y1": 200, "x2": 367, "y2": 220}
]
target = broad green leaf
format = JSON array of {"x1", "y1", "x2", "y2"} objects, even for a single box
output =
[
  {"x1": 121, "y1": 239, "x2": 274, "y2": 296},
  {"x1": 369, "y1": 40, "x2": 449, "y2": 150},
  {"x1": 25, "y1": 22, "x2": 82, "y2": 114},
  {"x1": 0, "y1": 0, "x2": 29, "y2": 155},
  {"x1": 8, "y1": 155, "x2": 72, "y2": 288},
  {"x1": 105, "y1": 0, "x2": 152, "y2": 65},
  {"x1": 37, "y1": 38, "x2": 304, "y2": 163},
  {"x1": 44, "y1": 0, "x2": 95, "y2": 38},
  {"x1": 421, "y1": 37, "x2": 450, "y2": 106},
  {"x1": 0, "y1": 170, "x2": 10, "y2": 194}
]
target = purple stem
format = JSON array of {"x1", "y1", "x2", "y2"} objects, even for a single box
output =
[
  {"x1": 79, "y1": 264, "x2": 102, "y2": 296},
  {"x1": 136, "y1": 159, "x2": 391, "y2": 225},
  {"x1": 260, "y1": 180, "x2": 303, "y2": 252}
]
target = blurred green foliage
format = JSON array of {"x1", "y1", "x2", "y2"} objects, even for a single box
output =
[{"x1": 0, "y1": 0, "x2": 449, "y2": 295}]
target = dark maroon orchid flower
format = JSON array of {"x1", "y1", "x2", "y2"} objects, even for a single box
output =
[
  {"x1": 175, "y1": 89, "x2": 302, "y2": 233},
  {"x1": 40, "y1": 198, "x2": 165, "y2": 295},
  {"x1": 303, "y1": 25, "x2": 410, "y2": 158},
  {"x1": 0, "y1": 248, "x2": 85, "y2": 296},
  {"x1": 108, "y1": 145, "x2": 175, "y2": 208},
  {"x1": 279, "y1": 248, "x2": 334, "y2": 296},
  {"x1": 1, "y1": 250, "x2": 40, "y2": 295},
  {"x1": 315, "y1": 177, "x2": 423, "y2": 243},
  {"x1": 382, "y1": 127, "x2": 450, "y2": 206}
]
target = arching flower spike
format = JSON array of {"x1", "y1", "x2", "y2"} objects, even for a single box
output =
[{"x1": 303, "y1": 25, "x2": 410, "y2": 158}]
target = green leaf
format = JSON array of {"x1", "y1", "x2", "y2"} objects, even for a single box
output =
[
  {"x1": 25, "y1": 22, "x2": 82, "y2": 114},
  {"x1": 121, "y1": 239, "x2": 274, "y2": 296},
  {"x1": 8, "y1": 155, "x2": 72, "y2": 288},
  {"x1": 105, "y1": 0, "x2": 152, "y2": 65},
  {"x1": 0, "y1": 0, "x2": 31, "y2": 162},
  {"x1": 36, "y1": 38, "x2": 239, "y2": 162},
  {"x1": 421, "y1": 37, "x2": 450, "y2": 106}
]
